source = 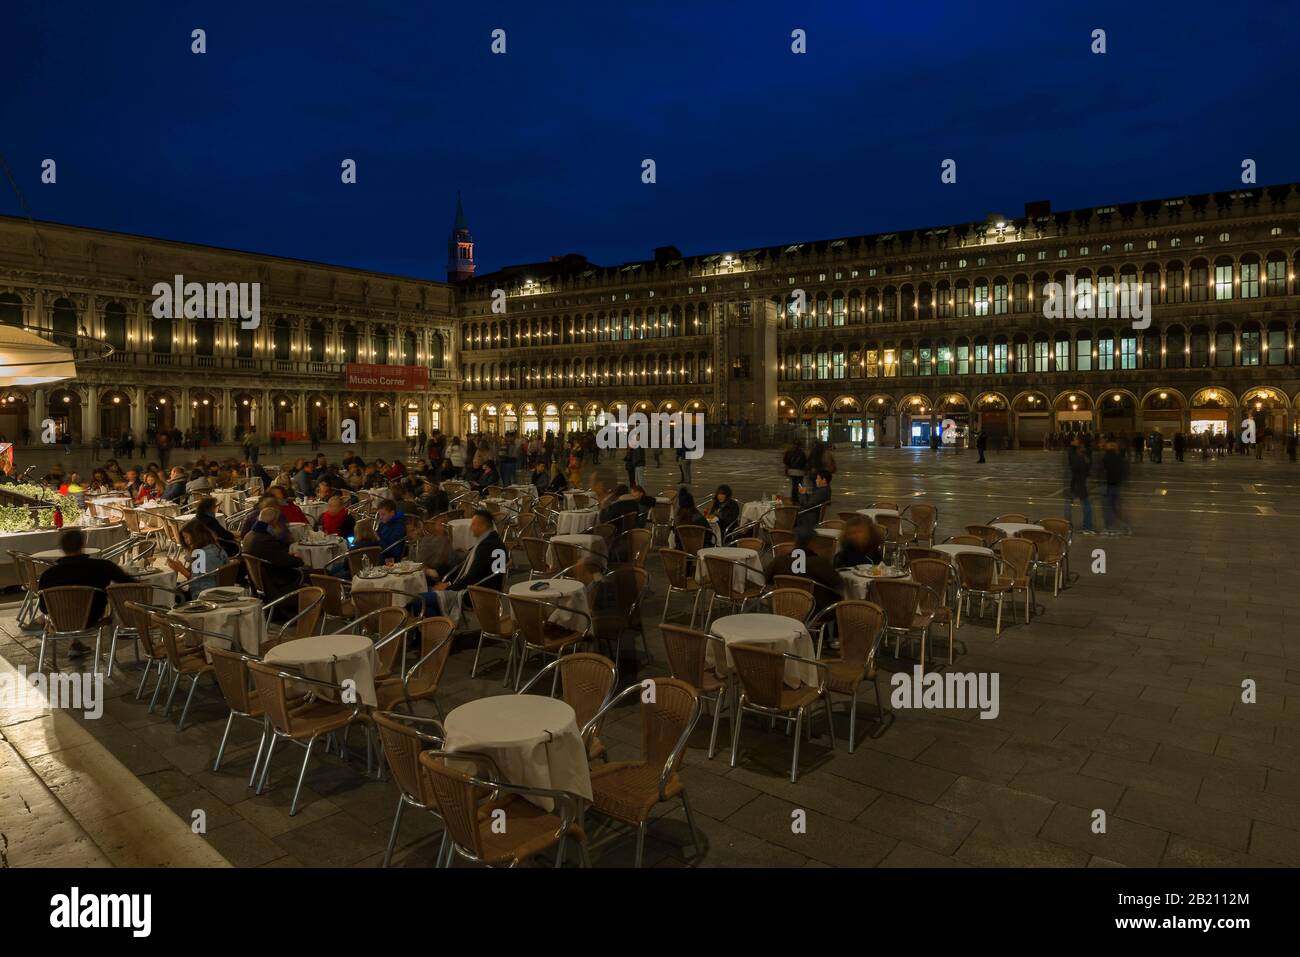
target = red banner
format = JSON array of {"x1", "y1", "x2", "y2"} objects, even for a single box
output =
[{"x1": 344, "y1": 363, "x2": 429, "y2": 392}]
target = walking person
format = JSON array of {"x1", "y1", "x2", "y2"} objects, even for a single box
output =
[
  {"x1": 1101, "y1": 438, "x2": 1130, "y2": 535},
  {"x1": 677, "y1": 443, "x2": 691, "y2": 486},
  {"x1": 1173, "y1": 432, "x2": 1185, "y2": 463},
  {"x1": 976, "y1": 429, "x2": 988, "y2": 464},
  {"x1": 1133, "y1": 430, "x2": 1144, "y2": 463},
  {"x1": 782, "y1": 439, "x2": 806, "y2": 500},
  {"x1": 1065, "y1": 437, "x2": 1095, "y2": 534}
]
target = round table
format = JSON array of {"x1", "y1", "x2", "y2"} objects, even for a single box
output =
[
  {"x1": 740, "y1": 500, "x2": 778, "y2": 529},
  {"x1": 264, "y1": 633, "x2": 378, "y2": 707},
  {"x1": 839, "y1": 564, "x2": 910, "y2": 599},
  {"x1": 555, "y1": 508, "x2": 599, "y2": 536},
  {"x1": 121, "y1": 565, "x2": 178, "y2": 606},
  {"x1": 546, "y1": 533, "x2": 608, "y2": 569},
  {"x1": 992, "y1": 522, "x2": 1045, "y2": 535},
  {"x1": 508, "y1": 578, "x2": 591, "y2": 631},
  {"x1": 562, "y1": 491, "x2": 599, "y2": 510},
  {"x1": 290, "y1": 537, "x2": 347, "y2": 569},
  {"x1": 506, "y1": 484, "x2": 537, "y2": 500},
  {"x1": 32, "y1": 547, "x2": 102, "y2": 560},
  {"x1": 296, "y1": 500, "x2": 328, "y2": 524},
  {"x1": 708, "y1": 613, "x2": 818, "y2": 688},
  {"x1": 932, "y1": 543, "x2": 994, "y2": 559},
  {"x1": 695, "y1": 546, "x2": 763, "y2": 592},
  {"x1": 208, "y1": 489, "x2": 247, "y2": 515},
  {"x1": 443, "y1": 694, "x2": 593, "y2": 810},
  {"x1": 816, "y1": 526, "x2": 843, "y2": 540},
  {"x1": 856, "y1": 508, "x2": 899, "y2": 522},
  {"x1": 447, "y1": 518, "x2": 477, "y2": 552},
  {"x1": 351, "y1": 566, "x2": 427, "y2": 604},
  {"x1": 174, "y1": 596, "x2": 266, "y2": 659},
  {"x1": 87, "y1": 497, "x2": 131, "y2": 521}
]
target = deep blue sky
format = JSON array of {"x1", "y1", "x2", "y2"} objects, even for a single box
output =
[{"x1": 4, "y1": 1, "x2": 1299, "y2": 279}]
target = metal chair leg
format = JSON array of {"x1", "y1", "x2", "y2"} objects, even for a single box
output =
[
  {"x1": 289, "y1": 735, "x2": 317, "y2": 816},
  {"x1": 213, "y1": 712, "x2": 236, "y2": 770},
  {"x1": 382, "y1": 794, "x2": 406, "y2": 867},
  {"x1": 257, "y1": 734, "x2": 278, "y2": 793},
  {"x1": 148, "y1": 662, "x2": 170, "y2": 713},
  {"x1": 849, "y1": 692, "x2": 859, "y2": 753},
  {"x1": 790, "y1": 707, "x2": 804, "y2": 783},
  {"x1": 176, "y1": 674, "x2": 201, "y2": 730},
  {"x1": 135, "y1": 658, "x2": 154, "y2": 700},
  {"x1": 248, "y1": 722, "x2": 270, "y2": 787},
  {"x1": 633, "y1": 820, "x2": 647, "y2": 868},
  {"x1": 729, "y1": 695, "x2": 744, "y2": 767},
  {"x1": 706, "y1": 689, "x2": 723, "y2": 759},
  {"x1": 680, "y1": 791, "x2": 702, "y2": 855}
]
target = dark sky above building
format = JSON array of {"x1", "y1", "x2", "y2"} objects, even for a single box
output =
[{"x1": 4, "y1": 1, "x2": 1298, "y2": 279}]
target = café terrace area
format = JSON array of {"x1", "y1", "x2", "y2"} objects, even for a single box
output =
[{"x1": 1, "y1": 445, "x2": 1298, "y2": 869}]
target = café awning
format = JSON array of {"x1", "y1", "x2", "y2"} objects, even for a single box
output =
[{"x1": 0, "y1": 326, "x2": 78, "y2": 386}]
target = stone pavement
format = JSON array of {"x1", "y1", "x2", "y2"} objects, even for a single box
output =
[{"x1": 2, "y1": 445, "x2": 1298, "y2": 868}]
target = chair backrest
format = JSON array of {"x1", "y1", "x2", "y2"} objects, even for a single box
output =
[
  {"x1": 835, "y1": 600, "x2": 885, "y2": 666},
  {"x1": 728, "y1": 642, "x2": 788, "y2": 709},
  {"x1": 591, "y1": 566, "x2": 647, "y2": 626},
  {"x1": 535, "y1": 493, "x2": 557, "y2": 512},
  {"x1": 964, "y1": 524, "x2": 1006, "y2": 548},
  {"x1": 771, "y1": 505, "x2": 799, "y2": 531},
  {"x1": 1018, "y1": 528, "x2": 1064, "y2": 562},
  {"x1": 773, "y1": 573, "x2": 813, "y2": 594},
  {"x1": 733, "y1": 536, "x2": 763, "y2": 552},
  {"x1": 146, "y1": 610, "x2": 192, "y2": 668},
  {"x1": 905, "y1": 546, "x2": 944, "y2": 564},
  {"x1": 520, "y1": 536, "x2": 554, "y2": 574},
  {"x1": 997, "y1": 536, "x2": 1036, "y2": 578},
  {"x1": 309, "y1": 574, "x2": 350, "y2": 616},
  {"x1": 907, "y1": 558, "x2": 952, "y2": 613},
  {"x1": 418, "y1": 755, "x2": 488, "y2": 859},
  {"x1": 408, "y1": 616, "x2": 456, "y2": 696},
  {"x1": 590, "y1": 522, "x2": 617, "y2": 542},
  {"x1": 215, "y1": 561, "x2": 242, "y2": 587},
  {"x1": 767, "y1": 586, "x2": 814, "y2": 623},
  {"x1": 816, "y1": 520, "x2": 845, "y2": 531},
  {"x1": 509, "y1": 594, "x2": 554, "y2": 645},
  {"x1": 374, "y1": 711, "x2": 438, "y2": 806},
  {"x1": 703, "y1": 554, "x2": 743, "y2": 600},
  {"x1": 106, "y1": 582, "x2": 156, "y2": 632},
  {"x1": 209, "y1": 646, "x2": 256, "y2": 714},
  {"x1": 872, "y1": 579, "x2": 926, "y2": 631},
  {"x1": 556, "y1": 652, "x2": 617, "y2": 737},
  {"x1": 1036, "y1": 517, "x2": 1072, "y2": 540},
  {"x1": 345, "y1": 547, "x2": 382, "y2": 577},
  {"x1": 904, "y1": 503, "x2": 937, "y2": 539},
  {"x1": 869, "y1": 501, "x2": 898, "y2": 509},
  {"x1": 613, "y1": 527, "x2": 652, "y2": 568},
  {"x1": 674, "y1": 523, "x2": 707, "y2": 555},
  {"x1": 770, "y1": 540, "x2": 795, "y2": 560},
  {"x1": 992, "y1": 513, "x2": 1028, "y2": 524},
  {"x1": 351, "y1": 587, "x2": 406, "y2": 619},
  {"x1": 638, "y1": 677, "x2": 698, "y2": 771},
  {"x1": 288, "y1": 586, "x2": 324, "y2": 638},
  {"x1": 946, "y1": 534, "x2": 983, "y2": 546},
  {"x1": 651, "y1": 501, "x2": 672, "y2": 525},
  {"x1": 41, "y1": 585, "x2": 97, "y2": 631},
  {"x1": 9, "y1": 551, "x2": 39, "y2": 592},
  {"x1": 241, "y1": 554, "x2": 269, "y2": 596},
  {"x1": 355, "y1": 605, "x2": 409, "y2": 650},
  {"x1": 954, "y1": 551, "x2": 998, "y2": 590},
  {"x1": 808, "y1": 533, "x2": 835, "y2": 560},
  {"x1": 657, "y1": 547, "x2": 691, "y2": 589},
  {"x1": 659, "y1": 624, "x2": 714, "y2": 688},
  {"x1": 247, "y1": 660, "x2": 298, "y2": 734},
  {"x1": 467, "y1": 585, "x2": 510, "y2": 635}
]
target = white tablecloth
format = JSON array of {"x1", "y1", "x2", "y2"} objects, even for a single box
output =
[
  {"x1": 208, "y1": 489, "x2": 247, "y2": 516},
  {"x1": 507, "y1": 578, "x2": 591, "y2": 631},
  {"x1": 448, "y1": 518, "x2": 477, "y2": 552},
  {"x1": 816, "y1": 527, "x2": 843, "y2": 540},
  {"x1": 443, "y1": 694, "x2": 593, "y2": 810},
  {"x1": 546, "y1": 533, "x2": 608, "y2": 569},
  {"x1": 695, "y1": 546, "x2": 763, "y2": 593},
  {"x1": 555, "y1": 508, "x2": 599, "y2": 535},
  {"x1": 562, "y1": 491, "x2": 599, "y2": 511},
  {"x1": 0, "y1": 525, "x2": 127, "y2": 572},
  {"x1": 136, "y1": 502, "x2": 180, "y2": 529},
  {"x1": 87, "y1": 496, "x2": 131, "y2": 521},
  {"x1": 33, "y1": 547, "x2": 102, "y2": 560},
  {"x1": 132, "y1": 566, "x2": 178, "y2": 606},
  {"x1": 708, "y1": 613, "x2": 818, "y2": 688},
  {"x1": 178, "y1": 596, "x2": 266, "y2": 660},
  {"x1": 290, "y1": 537, "x2": 347, "y2": 569},
  {"x1": 287, "y1": 523, "x2": 312, "y2": 543},
  {"x1": 296, "y1": 500, "x2": 328, "y2": 524},
  {"x1": 264, "y1": 633, "x2": 378, "y2": 707},
  {"x1": 932, "y1": 543, "x2": 994, "y2": 559},
  {"x1": 992, "y1": 522, "x2": 1045, "y2": 535},
  {"x1": 505, "y1": 484, "x2": 537, "y2": 501},
  {"x1": 351, "y1": 567, "x2": 426, "y2": 603},
  {"x1": 856, "y1": 508, "x2": 899, "y2": 522},
  {"x1": 740, "y1": 500, "x2": 778, "y2": 530}
]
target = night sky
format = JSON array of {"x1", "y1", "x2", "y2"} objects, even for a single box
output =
[{"x1": 4, "y1": 1, "x2": 1299, "y2": 279}]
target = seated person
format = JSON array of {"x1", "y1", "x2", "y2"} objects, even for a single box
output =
[
  {"x1": 319, "y1": 495, "x2": 356, "y2": 540},
  {"x1": 408, "y1": 510, "x2": 505, "y2": 618},
  {"x1": 240, "y1": 496, "x2": 277, "y2": 537},
  {"x1": 705, "y1": 484, "x2": 741, "y2": 541},
  {"x1": 360, "y1": 499, "x2": 407, "y2": 561},
  {"x1": 416, "y1": 478, "x2": 449, "y2": 516},
  {"x1": 191, "y1": 496, "x2": 240, "y2": 558},
  {"x1": 268, "y1": 486, "x2": 309, "y2": 526},
  {"x1": 407, "y1": 513, "x2": 454, "y2": 578},
  {"x1": 38, "y1": 528, "x2": 137, "y2": 657},
  {"x1": 834, "y1": 516, "x2": 885, "y2": 568},
  {"x1": 795, "y1": 469, "x2": 832, "y2": 530},
  {"x1": 168, "y1": 521, "x2": 226, "y2": 596},
  {"x1": 472, "y1": 458, "x2": 501, "y2": 495},
  {"x1": 161, "y1": 466, "x2": 188, "y2": 502},
  {"x1": 599, "y1": 483, "x2": 643, "y2": 533},
  {"x1": 766, "y1": 526, "x2": 843, "y2": 615},
  {"x1": 241, "y1": 507, "x2": 306, "y2": 611},
  {"x1": 669, "y1": 491, "x2": 714, "y2": 550},
  {"x1": 529, "y1": 462, "x2": 551, "y2": 497}
]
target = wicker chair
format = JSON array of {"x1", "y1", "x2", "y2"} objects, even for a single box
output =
[
  {"x1": 807, "y1": 532, "x2": 835, "y2": 562},
  {"x1": 869, "y1": 500, "x2": 899, "y2": 510},
  {"x1": 248, "y1": 660, "x2": 361, "y2": 815},
  {"x1": 876, "y1": 514, "x2": 918, "y2": 560},
  {"x1": 147, "y1": 609, "x2": 217, "y2": 731},
  {"x1": 37, "y1": 585, "x2": 108, "y2": 674},
  {"x1": 1018, "y1": 528, "x2": 1067, "y2": 596},
  {"x1": 904, "y1": 546, "x2": 945, "y2": 565},
  {"x1": 815, "y1": 520, "x2": 845, "y2": 531},
  {"x1": 768, "y1": 528, "x2": 795, "y2": 550},
  {"x1": 589, "y1": 565, "x2": 652, "y2": 665},
  {"x1": 418, "y1": 750, "x2": 588, "y2": 867},
  {"x1": 350, "y1": 586, "x2": 409, "y2": 622},
  {"x1": 993, "y1": 536, "x2": 1037, "y2": 623},
  {"x1": 586, "y1": 677, "x2": 703, "y2": 866},
  {"x1": 769, "y1": 540, "x2": 796, "y2": 561},
  {"x1": 944, "y1": 534, "x2": 985, "y2": 546},
  {"x1": 658, "y1": 548, "x2": 705, "y2": 628},
  {"x1": 309, "y1": 574, "x2": 355, "y2": 629},
  {"x1": 509, "y1": 593, "x2": 591, "y2": 692},
  {"x1": 732, "y1": 536, "x2": 763, "y2": 553},
  {"x1": 373, "y1": 711, "x2": 450, "y2": 867},
  {"x1": 104, "y1": 581, "x2": 156, "y2": 678},
  {"x1": 907, "y1": 558, "x2": 956, "y2": 663},
  {"x1": 1035, "y1": 517, "x2": 1074, "y2": 582},
  {"x1": 648, "y1": 500, "x2": 673, "y2": 546},
  {"x1": 728, "y1": 642, "x2": 833, "y2": 783},
  {"x1": 610, "y1": 527, "x2": 652, "y2": 568},
  {"x1": 374, "y1": 616, "x2": 455, "y2": 715},
  {"x1": 902, "y1": 503, "x2": 938, "y2": 546},
  {"x1": 872, "y1": 579, "x2": 940, "y2": 672},
  {"x1": 122, "y1": 600, "x2": 172, "y2": 709},
  {"x1": 659, "y1": 624, "x2": 731, "y2": 759},
  {"x1": 9, "y1": 550, "x2": 43, "y2": 629},
  {"x1": 808, "y1": 600, "x2": 888, "y2": 751},
  {"x1": 466, "y1": 585, "x2": 517, "y2": 684},
  {"x1": 214, "y1": 561, "x2": 242, "y2": 587},
  {"x1": 209, "y1": 647, "x2": 273, "y2": 784},
  {"x1": 673, "y1": 523, "x2": 708, "y2": 556},
  {"x1": 519, "y1": 652, "x2": 617, "y2": 762},
  {"x1": 263, "y1": 586, "x2": 325, "y2": 647},
  {"x1": 954, "y1": 551, "x2": 1014, "y2": 636},
  {"x1": 241, "y1": 553, "x2": 270, "y2": 598},
  {"x1": 520, "y1": 536, "x2": 558, "y2": 578},
  {"x1": 344, "y1": 547, "x2": 382, "y2": 577},
  {"x1": 764, "y1": 586, "x2": 815, "y2": 624},
  {"x1": 771, "y1": 505, "x2": 799, "y2": 531},
  {"x1": 964, "y1": 524, "x2": 1007, "y2": 549},
  {"x1": 702, "y1": 554, "x2": 764, "y2": 626},
  {"x1": 991, "y1": 513, "x2": 1029, "y2": 524}
]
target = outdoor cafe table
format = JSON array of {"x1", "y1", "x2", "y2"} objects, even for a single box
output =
[
  {"x1": 447, "y1": 518, "x2": 477, "y2": 552},
  {"x1": 87, "y1": 496, "x2": 131, "y2": 521},
  {"x1": 505, "y1": 484, "x2": 537, "y2": 500},
  {"x1": 443, "y1": 694, "x2": 593, "y2": 811},
  {"x1": 562, "y1": 491, "x2": 599, "y2": 510},
  {"x1": 296, "y1": 500, "x2": 328, "y2": 524},
  {"x1": 816, "y1": 526, "x2": 843, "y2": 540},
  {"x1": 555, "y1": 507, "x2": 599, "y2": 536},
  {"x1": 695, "y1": 545, "x2": 763, "y2": 592},
  {"x1": 290, "y1": 536, "x2": 347, "y2": 569},
  {"x1": 135, "y1": 502, "x2": 180, "y2": 529},
  {"x1": 856, "y1": 507, "x2": 899, "y2": 522},
  {"x1": 546, "y1": 533, "x2": 608, "y2": 569},
  {"x1": 32, "y1": 547, "x2": 102, "y2": 560},
  {"x1": 708, "y1": 613, "x2": 818, "y2": 688},
  {"x1": 507, "y1": 578, "x2": 591, "y2": 631},
  {"x1": 740, "y1": 500, "x2": 779, "y2": 529},
  {"x1": 208, "y1": 489, "x2": 246, "y2": 516},
  {"x1": 264, "y1": 633, "x2": 378, "y2": 707},
  {"x1": 932, "y1": 543, "x2": 994, "y2": 560},
  {"x1": 991, "y1": 522, "x2": 1045, "y2": 536},
  {"x1": 350, "y1": 566, "x2": 427, "y2": 604},
  {"x1": 839, "y1": 564, "x2": 910, "y2": 600},
  {"x1": 174, "y1": 595, "x2": 266, "y2": 659}
]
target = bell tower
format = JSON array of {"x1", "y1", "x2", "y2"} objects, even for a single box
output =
[{"x1": 447, "y1": 190, "x2": 475, "y2": 282}]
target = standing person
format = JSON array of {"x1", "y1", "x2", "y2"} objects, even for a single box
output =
[
  {"x1": 500, "y1": 433, "x2": 518, "y2": 488},
  {"x1": 782, "y1": 439, "x2": 806, "y2": 500},
  {"x1": 1065, "y1": 438, "x2": 1095, "y2": 534},
  {"x1": 1287, "y1": 432, "x2": 1298, "y2": 463},
  {"x1": 796, "y1": 470, "x2": 832, "y2": 529},
  {"x1": 976, "y1": 430, "x2": 988, "y2": 464},
  {"x1": 624, "y1": 438, "x2": 644, "y2": 489},
  {"x1": 1173, "y1": 431, "x2": 1185, "y2": 462},
  {"x1": 1133, "y1": 430, "x2": 1144, "y2": 463},
  {"x1": 447, "y1": 437, "x2": 465, "y2": 477},
  {"x1": 1101, "y1": 438, "x2": 1130, "y2": 535},
  {"x1": 676, "y1": 443, "x2": 691, "y2": 486}
]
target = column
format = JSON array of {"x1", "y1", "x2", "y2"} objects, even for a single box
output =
[{"x1": 85, "y1": 386, "x2": 100, "y2": 445}]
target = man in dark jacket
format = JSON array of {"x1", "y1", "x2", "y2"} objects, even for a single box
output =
[
  {"x1": 796, "y1": 470, "x2": 832, "y2": 530},
  {"x1": 765, "y1": 527, "x2": 842, "y2": 616},
  {"x1": 1065, "y1": 440, "x2": 1095, "y2": 533},
  {"x1": 600, "y1": 485, "x2": 643, "y2": 533},
  {"x1": 241, "y1": 507, "x2": 306, "y2": 607},
  {"x1": 416, "y1": 479, "x2": 449, "y2": 516},
  {"x1": 161, "y1": 467, "x2": 188, "y2": 502},
  {"x1": 38, "y1": 529, "x2": 137, "y2": 657},
  {"x1": 409, "y1": 510, "x2": 504, "y2": 617},
  {"x1": 976, "y1": 430, "x2": 988, "y2": 463}
]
